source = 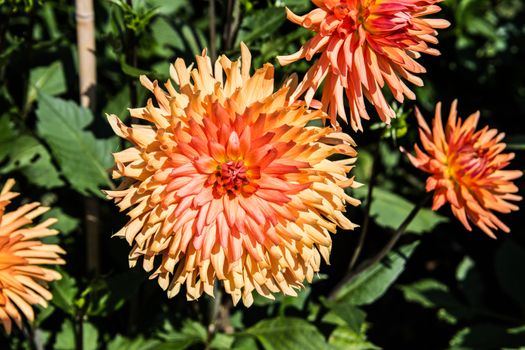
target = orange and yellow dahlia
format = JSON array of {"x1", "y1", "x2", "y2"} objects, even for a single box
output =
[
  {"x1": 402, "y1": 101, "x2": 522, "y2": 238},
  {"x1": 278, "y1": 0, "x2": 450, "y2": 131},
  {"x1": 0, "y1": 179, "x2": 64, "y2": 334},
  {"x1": 106, "y1": 44, "x2": 360, "y2": 306}
]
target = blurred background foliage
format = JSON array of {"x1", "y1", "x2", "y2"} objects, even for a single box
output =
[{"x1": 0, "y1": 0, "x2": 524, "y2": 348}]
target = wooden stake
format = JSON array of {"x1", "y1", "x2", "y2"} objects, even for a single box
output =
[
  {"x1": 75, "y1": 0, "x2": 100, "y2": 276},
  {"x1": 75, "y1": 0, "x2": 96, "y2": 109}
]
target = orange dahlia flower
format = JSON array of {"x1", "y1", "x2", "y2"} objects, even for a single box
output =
[
  {"x1": 402, "y1": 101, "x2": 522, "y2": 238},
  {"x1": 106, "y1": 44, "x2": 360, "y2": 306},
  {"x1": 0, "y1": 179, "x2": 64, "y2": 334},
  {"x1": 278, "y1": 0, "x2": 450, "y2": 131}
]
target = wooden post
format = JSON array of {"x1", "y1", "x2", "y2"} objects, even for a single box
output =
[
  {"x1": 75, "y1": 0, "x2": 96, "y2": 109},
  {"x1": 75, "y1": 0, "x2": 100, "y2": 277},
  {"x1": 75, "y1": 2, "x2": 99, "y2": 347}
]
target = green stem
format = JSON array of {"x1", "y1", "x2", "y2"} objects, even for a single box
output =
[
  {"x1": 328, "y1": 193, "x2": 432, "y2": 301},
  {"x1": 209, "y1": 0, "x2": 217, "y2": 61},
  {"x1": 23, "y1": 320, "x2": 38, "y2": 350},
  {"x1": 74, "y1": 312, "x2": 84, "y2": 350},
  {"x1": 353, "y1": 193, "x2": 432, "y2": 275},
  {"x1": 348, "y1": 145, "x2": 380, "y2": 271},
  {"x1": 222, "y1": 0, "x2": 240, "y2": 51},
  {"x1": 205, "y1": 285, "x2": 222, "y2": 349}
]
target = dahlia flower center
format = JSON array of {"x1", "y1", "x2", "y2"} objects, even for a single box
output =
[
  {"x1": 207, "y1": 160, "x2": 259, "y2": 197},
  {"x1": 334, "y1": 2, "x2": 373, "y2": 33},
  {"x1": 446, "y1": 142, "x2": 493, "y2": 186}
]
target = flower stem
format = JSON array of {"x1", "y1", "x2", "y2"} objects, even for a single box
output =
[
  {"x1": 23, "y1": 321, "x2": 38, "y2": 350},
  {"x1": 209, "y1": 0, "x2": 217, "y2": 61},
  {"x1": 353, "y1": 193, "x2": 432, "y2": 276},
  {"x1": 222, "y1": 0, "x2": 241, "y2": 51},
  {"x1": 348, "y1": 145, "x2": 380, "y2": 271},
  {"x1": 206, "y1": 283, "x2": 222, "y2": 349},
  {"x1": 328, "y1": 192, "x2": 432, "y2": 301},
  {"x1": 74, "y1": 313, "x2": 84, "y2": 350}
]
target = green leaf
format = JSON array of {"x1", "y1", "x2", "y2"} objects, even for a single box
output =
[
  {"x1": 27, "y1": 61, "x2": 66, "y2": 106},
  {"x1": 210, "y1": 333, "x2": 235, "y2": 349},
  {"x1": 506, "y1": 135, "x2": 525, "y2": 151},
  {"x1": 237, "y1": 8, "x2": 286, "y2": 44},
  {"x1": 150, "y1": 17, "x2": 178, "y2": 57},
  {"x1": 231, "y1": 336, "x2": 259, "y2": 350},
  {"x1": 34, "y1": 304, "x2": 55, "y2": 326},
  {"x1": 322, "y1": 303, "x2": 366, "y2": 333},
  {"x1": 107, "y1": 335, "x2": 161, "y2": 350},
  {"x1": 353, "y1": 150, "x2": 373, "y2": 184},
  {"x1": 36, "y1": 93, "x2": 116, "y2": 195},
  {"x1": 156, "y1": 320, "x2": 207, "y2": 350},
  {"x1": 54, "y1": 319, "x2": 98, "y2": 350},
  {"x1": 103, "y1": 86, "x2": 130, "y2": 120},
  {"x1": 354, "y1": 187, "x2": 448, "y2": 234},
  {"x1": 246, "y1": 317, "x2": 330, "y2": 350},
  {"x1": 495, "y1": 239, "x2": 525, "y2": 312},
  {"x1": 333, "y1": 242, "x2": 420, "y2": 305},
  {"x1": 0, "y1": 116, "x2": 63, "y2": 188},
  {"x1": 399, "y1": 279, "x2": 448, "y2": 308},
  {"x1": 147, "y1": 0, "x2": 188, "y2": 15},
  {"x1": 252, "y1": 285, "x2": 310, "y2": 313},
  {"x1": 450, "y1": 324, "x2": 525, "y2": 350},
  {"x1": 86, "y1": 270, "x2": 145, "y2": 317},
  {"x1": 456, "y1": 256, "x2": 483, "y2": 305},
  {"x1": 42, "y1": 208, "x2": 79, "y2": 236},
  {"x1": 280, "y1": 0, "x2": 311, "y2": 12},
  {"x1": 398, "y1": 279, "x2": 473, "y2": 324},
  {"x1": 119, "y1": 55, "x2": 152, "y2": 77},
  {"x1": 279, "y1": 286, "x2": 310, "y2": 313},
  {"x1": 0, "y1": 134, "x2": 63, "y2": 188},
  {"x1": 328, "y1": 327, "x2": 379, "y2": 350},
  {"x1": 0, "y1": 115, "x2": 16, "y2": 162},
  {"x1": 51, "y1": 271, "x2": 78, "y2": 315}
]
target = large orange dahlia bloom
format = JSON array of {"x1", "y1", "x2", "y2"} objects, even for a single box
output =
[
  {"x1": 402, "y1": 101, "x2": 522, "y2": 238},
  {"x1": 106, "y1": 44, "x2": 360, "y2": 306},
  {"x1": 0, "y1": 179, "x2": 64, "y2": 334},
  {"x1": 278, "y1": 0, "x2": 450, "y2": 131}
]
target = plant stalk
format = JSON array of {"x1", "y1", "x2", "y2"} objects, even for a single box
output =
[
  {"x1": 209, "y1": 0, "x2": 217, "y2": 61},
  {"x1": 126, "y1": 0, "x2": 138, "y2": 112},
  {"x1": 222, "y1": 0, "x2": 241, "y2": 51},
  {"x1": 75, "y1": 0, "x2": 100, "y2": 276},
  {"x1": 23, "y1": 321, "x2": 38, "y2": 350},
  {"x1": 328, "y1": 192, "x2": 432, "y2": 301},
  {"x1": 75, "y1": 312, "x2": 84, "y2": 350},
  {"x1": 348, "y1": 146, "x2": 380, "y2": 271},
  {"x1": 205, "y1": 285, "x2": 222, "y2": 349}
]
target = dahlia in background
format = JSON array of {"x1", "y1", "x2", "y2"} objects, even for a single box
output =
[
  {"x1": 278, "y1": 0, "x2": 450, "y2": 131},
  {"x1": 0, "y1": 179, "x2": 64, "y2": 334},
  {"x1": 106, "y1": 43, "x2": 360, "y2": 306},
  {"x1": 402, "y1": 101, "x2": 522, "y2": 238}
]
